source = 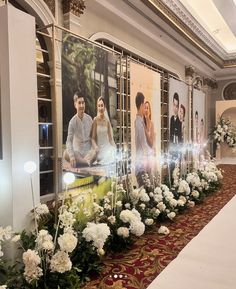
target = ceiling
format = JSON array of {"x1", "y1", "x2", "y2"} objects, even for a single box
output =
[
  {"x1": 139, "y1": 0, "x2": 236, "y2": 73},
  {"x1": 179, "y1": 0, "x2": 236, "y2": 54},
  {"x1": 90, "y1": 0, "x2": 236, "y2": 79}
]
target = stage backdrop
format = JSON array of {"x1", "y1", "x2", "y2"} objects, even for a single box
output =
[
  {"x1": 61, "y1": 33, "x2": 119, "y2": 193},
  {"x1": 192, "y1": 88, "x2": 206, "y2": 145},
  {"x1": 169, "y1": 77, "x2": 189, "y2": 145},
  {"x1": 130, "y1": 61, "x2": 161, "y2": 186}
]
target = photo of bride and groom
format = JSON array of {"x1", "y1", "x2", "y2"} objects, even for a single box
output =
[
  {"x1": 63, "y1": 91, "x2": 116, "y2": 174},
  {"x1": 134, "y1": 91, "x2": 157, "y2": 186}
]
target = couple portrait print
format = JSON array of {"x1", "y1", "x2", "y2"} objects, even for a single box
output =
[
  {"x1": 130, "y1": 62, "x2": 161, "y2": 187},
  {"x1": 63, "y1": 92, "x2": 116, "y2": 171}
]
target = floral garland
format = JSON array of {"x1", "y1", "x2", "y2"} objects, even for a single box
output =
[
  {"x1": 0, "y1": 158, "x2": 223, "y2": 289},
  {"x1": 213, "y1": 117, "x2": 236, "y2": 148}
]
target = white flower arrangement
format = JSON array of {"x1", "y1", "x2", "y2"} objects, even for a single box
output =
[
  {"x1": 82, "y1": 222, "x2": 110, "y2": 250},
  {"x1": 0, "y1": 155, "x2": 224, "y2": 289},
  {"x1": 213, "y1": 118, "x2": 236, "y2": 148}
]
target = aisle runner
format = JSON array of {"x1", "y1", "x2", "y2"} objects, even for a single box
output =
[
  {"x1": 147, "y1": 195, "x2": 236, "y2": 289},
  {"x1": 82, "y1": 165, "x2": 236, "y2": 289}
]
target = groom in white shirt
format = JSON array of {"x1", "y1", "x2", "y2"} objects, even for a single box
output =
[{"x1": 64, "y1": 91, "x2": 96, "y2": 168}]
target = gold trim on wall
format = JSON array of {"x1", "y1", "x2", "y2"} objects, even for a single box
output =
[{"x1": 141, "y1": 0, "x2": 236, "y2": 69}]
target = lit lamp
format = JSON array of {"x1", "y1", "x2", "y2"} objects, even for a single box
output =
[
  {"x1": 62, "y1": 172, "x2": 75, "y2": 201},
  {"x1": 63, "y1": 172, "x2": 75, "y2": 193},
  {"x1": 24, "y1": 161, "x2": 38, "y2": 234}
]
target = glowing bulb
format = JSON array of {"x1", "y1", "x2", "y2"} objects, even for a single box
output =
[
  {"x1": 24, "y1": 161, "x2": 37, "y2": 174},
  {"x1": 63, "y1": 172, "x2": 75, "y2": 185}
]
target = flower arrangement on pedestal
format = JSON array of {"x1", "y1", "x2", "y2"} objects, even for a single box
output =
[{"x1": 213, "y1": 118, "x2": 236, "y2": 148}]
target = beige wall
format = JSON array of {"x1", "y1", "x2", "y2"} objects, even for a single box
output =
[
  {"x1": 65, "y1": 0, "x2": 186, "y2": 79},
  {"x1": 0, "y1": 5, "x2": 39, "y2": 230}
]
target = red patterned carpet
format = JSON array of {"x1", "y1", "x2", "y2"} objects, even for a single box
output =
[{"x1": 83, "y1": 165, "x2": 236, "y2": 289}]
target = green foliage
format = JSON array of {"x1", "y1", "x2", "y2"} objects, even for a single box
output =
[{"x1": 70, "y1": 236, "x2": 102, "y2": 282}]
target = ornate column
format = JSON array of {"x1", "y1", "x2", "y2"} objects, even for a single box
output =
[
  {"x1": 203, "y1": 77, "x2": 218, "y2": 157},
  {"x1": 185, "y1": 66, "x2": 195, "y2": 143},
  {"x1": 62, "y1": 0, "x2": 86, "y2": 30}
]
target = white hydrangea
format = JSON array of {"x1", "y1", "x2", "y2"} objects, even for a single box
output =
[
  {"x1": 130, "y1": 188, "x2": 141, "y2": 204},
  {"x1": 186, "y1": 173, "x2": 201, "y2": 188},
  {"x1": 50, "y1": 251, "x2": 72, "y2": 273},
  {"x1": 58, "y1": 232, "x2": 77, "y2": 253},
  {"x1": 154, "y1": 187, "x2": 162, "y2": 194},
  {"x1": 140, "y1": 191, "x2": 150, "y2": 202},
  {"x1": 154, "y1": 194, "x2": 163, "y2": 203},
  {"x1": 178, "y1": 180, "x2": 190, "y2": 195},
  {"x1": 129, "y1": 221, "x2": 145, "y2": 237},
  {"x1": 120, "y1": 209, "x2": 141, "y2": 223},
  {"x1": 82, "y1": 222, "x2": 110, "y2": 249},
  {"x1": 117, "y1": 227, "x2": 129, "y2": 238}
]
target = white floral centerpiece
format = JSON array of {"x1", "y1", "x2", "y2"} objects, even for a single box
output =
[{"x1": 213, "y1": 118, "x2": 236, "y2": 148}]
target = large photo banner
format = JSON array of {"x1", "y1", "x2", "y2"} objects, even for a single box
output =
[
  {"x1": 130, "y1": 62, "x2": 161, "y2": 187},
  {"x1": 169, "y1": 78, "x2": 189, "y2": 145},
  {"x1": 192, "y1": 88, "x2": 206, "y2": 146},
  {"x1": 61, "y1": 33, "x2": 118, "y2": 190},
  {"x1": 168, "y1": 78, "x2": 189, "y2": 176}
]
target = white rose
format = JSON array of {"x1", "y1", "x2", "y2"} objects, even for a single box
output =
[
  {"x1": 167, "y1": 212, "x2": 176, "y2": 220},
  {"x1": 158, "y1": 226, "x2": 170, "y2": 235},
  {"x1": 145, "y1": 218, "x2": 154, "y2": 226}
]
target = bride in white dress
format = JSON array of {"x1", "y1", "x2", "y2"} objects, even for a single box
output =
[{"x1": 91, "y1": 96, "x2": 116, "y2": 165}]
